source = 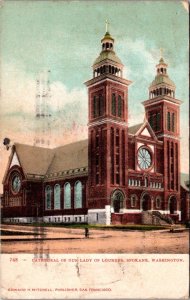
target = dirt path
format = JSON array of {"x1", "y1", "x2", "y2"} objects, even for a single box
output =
[{"x1": 1, "y1": 224, "x2": 189, "y2": 254}]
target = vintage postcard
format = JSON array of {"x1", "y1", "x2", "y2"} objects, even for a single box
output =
[{"x1": 0, "y1": 0, "x2": 189, "y2": 299}]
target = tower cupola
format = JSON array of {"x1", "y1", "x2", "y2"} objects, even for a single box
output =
[
  {"x1": 101, "y1": 31, "x2": 114, "y2": 51},
  {"x1": 93, "y1": 22, "x2": 124, "y2": 78},
  {"x1": 149, "y1": 56, "x2": 176, "y2": 99}
]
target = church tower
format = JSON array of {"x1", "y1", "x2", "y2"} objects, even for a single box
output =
[
  {"x1": 85, "y1": 26, "x2": 132, "y2": 224},
  {"x1": 143, "y1": 56, "x2": 182, "y2": 218}
]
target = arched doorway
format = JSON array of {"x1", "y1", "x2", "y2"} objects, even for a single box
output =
[
  {"x1": 141, "y1": 194, "x2": 151, "y2": 211},
  {"x1": 111, "y1": 190, "x2": 125, "y2": 213},
  {"x1": 169, "y1": 196, "x2": 177, "y2": 214}
]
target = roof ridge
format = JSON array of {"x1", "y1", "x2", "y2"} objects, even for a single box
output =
[
  {"x1": 54, "y1": 139, "x2": 88, "y2": 150},
  {"x1": 15, "y1": 142, "x2": 52, "y2": 151}
]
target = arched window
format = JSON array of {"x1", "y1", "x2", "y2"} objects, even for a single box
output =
[
  {"x1": 74, "y1": 181, "x2": 82, "y2": 208},
  {"x1": 99, "y1": 94, "x2": 104, "y2": 116},
  {"x1": 149, "y1": 113, "x2": 153, "y2": 129},
  {"x1": 45, "y1": 186, "x2": 52, "y2": 210},
  {"x1": 156, "y1": 112, "x2": 161, "y2": 131},
  {"x1": 64, "y1": 182, "x2": 71, "y2": 209},
  {"x1": 167, "y1": 112, "x2": 171, "y2": 131},
  {"x1": 112, "y1": 93, "x2": 116, "y2": 116},
  {"x1": 54, "y1": 184, "x2": 61, "y2": 209},
  {"x1": 93, "y1": 96, "x2": 98, "y2": 118},
  {"x1": 131, "y1": 194, "x2": 138, "y2": 208},
  {"x1": 118, "y1": 95, "x2": 122, "y2": 117},
  {"x1": 171, "y1": 113, "x2": 175, "y2": 132}
]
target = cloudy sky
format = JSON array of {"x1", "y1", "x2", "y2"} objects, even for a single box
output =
[{"x1": 0, "y1": 1, "x2": 189, "y2": 192}]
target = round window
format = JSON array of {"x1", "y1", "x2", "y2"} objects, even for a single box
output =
[
  {"x1": 137, "y1": 147, "x2": 152, "y2": 170},
  {"x1": 12, "y1": 175, "x2": 21, "y2": 193}
]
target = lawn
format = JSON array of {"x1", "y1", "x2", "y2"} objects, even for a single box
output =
[{"x1": 3, "y1": 222, "x2": 171, "y2": 231}]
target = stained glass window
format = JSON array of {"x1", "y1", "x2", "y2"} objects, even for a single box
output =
[
  {"x1": 54, "y1": 184, "x2": 61, "y2": 209},
  {"x1": 45, "y1": 186, "x2": 52, "y2": 210},
  {"x1": 74, "y1": 181, "x2": 82, "y2": 208},
  {"x1": 64, "y1": 182, "x2": 71, "y2": 209}
]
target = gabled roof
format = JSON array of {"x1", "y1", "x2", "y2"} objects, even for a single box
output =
[
  {"x1": 15, "y1": 143, "x2": 54, "y2": 176},
  {"x1": 3, "y1": 140, "x2": 88, "y2": 181},
  {"x1": 46, "y1": 139, "x2": 88, "y2": 175},
  {"x1": 128, "y1": 121, "x2": 160, "y2": 143},
  {"x1": 128, "y1": 123, "x2": 143, "y2": 135}
]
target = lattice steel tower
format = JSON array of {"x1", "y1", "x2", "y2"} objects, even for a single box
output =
[{"x1": 34, "y1": 70, "x2": 52, "y2": 147}]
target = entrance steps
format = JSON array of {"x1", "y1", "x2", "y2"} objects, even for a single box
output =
[{"x1": 142, "y1": 211, "x2": 174, "y2": 225}]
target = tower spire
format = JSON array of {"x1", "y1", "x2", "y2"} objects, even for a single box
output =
[{"x1": 148, "y1": 53, "x2": 176, "y2": 100}]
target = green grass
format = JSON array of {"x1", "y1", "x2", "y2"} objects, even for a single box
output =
[{"x1": 3, "y1": 222, "x2": 170, "y2": 231}]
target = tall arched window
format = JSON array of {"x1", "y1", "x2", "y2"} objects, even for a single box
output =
[
  {"x1": 156, "y1": 112, "x2": 161, "y2": 131},
  {"x1": 171, "y1": 113, "x2": 175, "y2": 132},
  {"x1": 99, "y1": 94, "x2": 104, "y2": 116},
  {"x1": 64, "y1": 182, "x2": 71, "y2": 209},
  {"x1": 45, "y1": 186, "x2": 52, "y2": 210},
  {"x1": 54, "y1": 184, "x2": 61, "y2": 209},
  {"x1": 118, "y1": 95, "x2": 122, "y2": 117},
  {"x1": 93, "y1": 95, "x2": 100, "y2": 118},
  {"x1": 112, "y1": 93, "x2": 116, "y2": 116},
  {"x1": 74, "y1": 181, "x2": 82, "y2": 208},
  {"x1": 167, "y1": 112, "x2": 171, "y2": 131},
  {"x1": 149, "y1": 113, "x2": 153, "y2": 129}
]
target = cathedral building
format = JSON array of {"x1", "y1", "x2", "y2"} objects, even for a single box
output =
[{"x1": 2, "y1": 30, "x2": 187, "y2": 225}]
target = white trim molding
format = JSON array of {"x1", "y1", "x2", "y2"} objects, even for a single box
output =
[{"x1": 88, "y1": 118, "x2": 128, "y2": 128}]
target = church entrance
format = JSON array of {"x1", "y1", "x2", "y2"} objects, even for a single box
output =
[
  {"x1": 141, "y1": 194, "x2": 151, "y2": 211},
  {"x1": 112, "y1": 190, "x2": 125, "y2": 213},
  {"x1": 169, "y1": 196, "x2": 177, "y2": 214}
]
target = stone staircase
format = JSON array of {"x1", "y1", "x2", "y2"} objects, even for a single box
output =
[{"x1": 142, "y1": 211, "x2": 174, "y2": 225}]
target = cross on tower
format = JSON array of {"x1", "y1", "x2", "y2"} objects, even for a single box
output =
[
  {"x1": 106, "y1": 20, "x2": 109, "y2": 32},
  {"x1": 160, "y1": 48, "x2": 164, "y2": 58}
]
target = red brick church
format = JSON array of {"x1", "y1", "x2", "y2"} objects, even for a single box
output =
[{"x1": 2, "y1": 30, "x2": 188, "y2": 225}]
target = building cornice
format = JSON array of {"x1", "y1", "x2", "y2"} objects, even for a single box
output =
[
  {"x1": 157, "y1": 134, "x2": 180, "y2": 140},
  {"x1": 44, "y1": 167, "x2": 88, "y2": 182},
  {"x1": 84, "y1": 74, "x2": 132, "y2": 88},
  {"x1": 88, "y1": 118, "x2": 128, "y2": 128},
  {"x1": 142, "y1": 96, "x2": 182, "y2": 107}
]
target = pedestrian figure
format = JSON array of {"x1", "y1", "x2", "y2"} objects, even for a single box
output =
[{"x1": 85, "y1": 227, "x2": 89, "y2": 238}]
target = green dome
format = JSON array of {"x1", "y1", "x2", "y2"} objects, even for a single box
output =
[
  {"x1": 150, "y1": 74, "x2": 175, "y2": 88},
  {"x1": 93, "y1": 50, "x2": 123, "y2": 66}
]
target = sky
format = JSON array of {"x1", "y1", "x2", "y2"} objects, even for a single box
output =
[{"x1": 0, "y1": 0, "x2": 189, "y2": 192}]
